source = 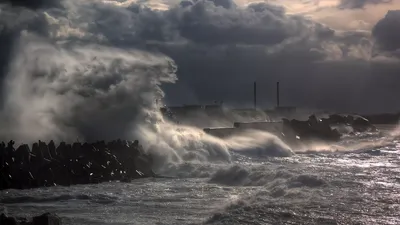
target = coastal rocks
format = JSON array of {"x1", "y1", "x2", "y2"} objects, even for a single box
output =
[
  {"x1": 1, "y1": 213, "x2": 18, "y2": 225},
  {"x1": 0, "y1": 140, "x2": 155, "y2": 190},
  {"x1": 0, "y1": 213, "x2": 61, "y2": 225},
  {"x1": 282, "y1": 114, "x2": 377, "y2": 145},
  {"x1": 282, "y1": 115, "x2": 341, "y2": 144},
  {"x1": 32, "y1": 213, "x2": 61, "y2": 225},
  {"x1": 322, "y1": 114, "x2": 377, "y2": 132},
  {"x1": 203, "y1": 113, "x2": 378, "y2": 149}
]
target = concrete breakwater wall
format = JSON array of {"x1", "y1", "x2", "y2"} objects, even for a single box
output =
[
  {"x1": 203, "y1": 122, "x2": 283, "y2": 139},
  {"x1": 0, "y1": 140, "x2": 155, "y2": 190},
  {"x1": 234, "y1": 122, "x2": 283, "y2": 133},
  {"x1": 203, "y1": 114, "x2": 377, "y2": 146}
]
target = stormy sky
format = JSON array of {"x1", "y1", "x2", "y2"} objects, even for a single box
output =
[{"x1": 1, "y1": 0, "x2": 400, "y2": 115}]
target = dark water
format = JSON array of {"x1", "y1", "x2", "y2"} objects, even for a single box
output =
[{"x1": 1, "y1": 135, "x2": 400, "y2": 225}]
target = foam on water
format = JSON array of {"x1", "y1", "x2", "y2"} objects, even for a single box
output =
[
  {"x1": 0, "y1": 1, "x2": 400, "y2": 225},
  {"x1": 208, "y1": 164, "x2": 327, "y2": 187},
  {"x1": 2, "y1": 141, "x2": 400, "y2": 225},
  {"x1": 141, "y1": 123, "x2": 294, "y2": 175}
]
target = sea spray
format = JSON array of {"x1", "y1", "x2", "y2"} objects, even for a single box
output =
[
  {"x1": 0, "y1": 33, "x2": 177, "y2": 142},
  {"x1": 0, "y1": 0, "x2": 295, "y2": 176},
  {"x1": 0, "y1": 33, "x2": 294, "y2": 177},
  {"x1": 224, "y1": 129, "x2": 293, "y2": 157}
]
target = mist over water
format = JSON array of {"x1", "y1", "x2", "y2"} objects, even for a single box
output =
[
  {"x1": 2, "y1": 1, "x2": 400, "y2": 225},
  {"x1": 0, "y1": 25, "x2": 395, "y2": 178},
  {"x1": 0, "y1": 33, "x2": 177, "y2": 143},
  {"x1": 0, "y1": 28, "x2": 393, "y2": 176},
  {"x1": 0, "y1": 0, "x2": 297, "y2": 177}
]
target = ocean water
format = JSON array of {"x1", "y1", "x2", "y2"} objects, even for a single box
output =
[{"x1": 1, "y1": 132, "x2": 400, "y2": 225}]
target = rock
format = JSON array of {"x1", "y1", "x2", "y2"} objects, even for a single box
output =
[
  {"x1": 48, "y1": 140, "x2": 57, "y2": 159},
  {"x1": 328, "y1": 114, "x2": 348, "y2": 124},
  {"x1": 32, "y1": 213, "x2": 61, "y2": 225},
  {"x1": 326, "y1": 114, "x2": 377, "y2": 133},
  {"x1": 14, "y1": 144, "x2": 30, "y2": 165},
  {"x1": 0, "y1": 212, "x2": 63, "y2": 225},
  {"x1": 55, "y1": 142, "x2": 66, "y2": 159},
  {"x1": 282, "y1": 115, "x2": 341, "y2": 144},
  {"x1": 352, "y1": 116, "x2": 374, "y2": 132},
  {"x1": 39, "y1": 141, "x2": 52, "y2": 161},
  {"x1": 0, "y1": 213, "x2": 18, "y2": 225},
  {"x1": 0, "y1": 139, "x2": 157, "y2": 190}
]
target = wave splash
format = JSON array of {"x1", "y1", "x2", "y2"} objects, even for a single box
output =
[
  {"x1": 0, "y1": 0, "x2": 293, "y2": 176},
  {"x1": 206, "y1": 164, "x2": 330, "y2": 224}
]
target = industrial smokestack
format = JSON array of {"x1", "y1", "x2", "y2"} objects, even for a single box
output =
[
  {"x1": 276, "y1": 82, "x2": 280, "y2": 108},
  {"x1": 254, "y1": 81, "x2": 257, "y2": 109}
]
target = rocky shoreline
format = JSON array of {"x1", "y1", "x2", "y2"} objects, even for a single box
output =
[
  {"x1": 0, "y1": 113, "x2": 386, "y2": 191},
  {"x1": 0, "y1": 139, "x2": 155, "y2": 191},
  {"x1": 205, "y1": 114, "x2": 378, "y2": 149},
  {"x1": 1, "y1": 212, "x2": 61, "y2": 225}
]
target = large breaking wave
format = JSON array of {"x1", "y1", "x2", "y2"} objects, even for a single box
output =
[{"x1": 0, "y1": 0, "x2": 293, "y2": 174}]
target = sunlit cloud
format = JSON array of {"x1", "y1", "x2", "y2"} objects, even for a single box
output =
[
  {"x1": 230, "y1": 0, "x2": 400, "y2": 31},
  {"x1": 307, "y1": 0, "x2": 400, "y2": 31},
  {"x1": 105, "y1": 0, "x2": 400, "y2": 31}
]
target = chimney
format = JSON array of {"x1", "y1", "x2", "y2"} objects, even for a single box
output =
[
  {"x1": 276, "y1": 81, "x2": 280, "y2": 108},
  {"x1": 254, "y1": 81, "x2": 257, "y2": 109}
]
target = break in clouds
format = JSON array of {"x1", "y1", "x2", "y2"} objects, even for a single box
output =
[
  {"x1": 338, "y1": 0, "x2": 393, "y2": 9},
  {"x1": 0, "y1": 0, "x2": 400, "y2": 142}
]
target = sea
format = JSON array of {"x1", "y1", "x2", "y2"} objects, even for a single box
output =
[{"x1": 1, "y1": 126, "x2": 400, "y2": 225}]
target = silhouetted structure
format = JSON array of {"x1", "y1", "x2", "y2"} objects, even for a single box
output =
[
  {"x1": 204, "y1": 114, "x2": 377, "y2": 148},
  {"x1": 276, "y1": 81, "x2": 280, "y2": 108},
  {"x1": 1, "y1": 212, "x2": 61, "y2": 225},
  {"x1": 254, "y1": 81, "x2": 257, "y2": 109},
  {"x1": 0, "y1": 139, "x2": 156, "y2": 190}
]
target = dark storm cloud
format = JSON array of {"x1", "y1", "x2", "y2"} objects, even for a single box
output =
[
  {"x1": 84, "y1": 0, "x2": 394, "y2": 113},
  {"x1": 0, "y1": 0, "x2": 62, "y2": 9},
  {"x1": 372, "y1": 10, "x2": 400, "y2": 52},
  {"x1": 209, "y1": 0, "x2": 237, "y2": 8},
  {"x1": 0, "y1": 0, "x2": 179, "y2": 142},
  {"x1": 84, "y1": 0, "x2": 334, "y2": 48},
  {"x1": 177, "y1": 2, "x2": 332, "y2": 45},
  {"x1": 1, "y1": 0, "x2": 400, "y2": 121},
  {"x1": 76, "y1": 0, "x2": 373, "y2": 111},
  {"x1": 151, "y1": 1, "x2": 398, "y2": 113},
  {"x1": 338, "y1": 0, "x2": 392, "y2": 9}
]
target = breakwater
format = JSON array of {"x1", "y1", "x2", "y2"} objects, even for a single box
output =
[{"x1": 0, "y1": 139, "x2": 155, "y2": 190}]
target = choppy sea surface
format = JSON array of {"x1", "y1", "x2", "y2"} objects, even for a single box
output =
[{"x1": 2, "y1": 130, "x2": 400, "y2": 225}]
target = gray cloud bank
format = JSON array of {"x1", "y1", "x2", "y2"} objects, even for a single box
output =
[
  {"x1": 338, "y1": 0, "x2": 392, "y2": 9},
  {"x1": 0, "y1": 0, "x2": 61, "y2": 9},
  {"x1": 132, "y1": 0, "x2": 399, "y2": 113},
  {"x1": 0, "y1": 0, "x2": 400, "y2": 141}
]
